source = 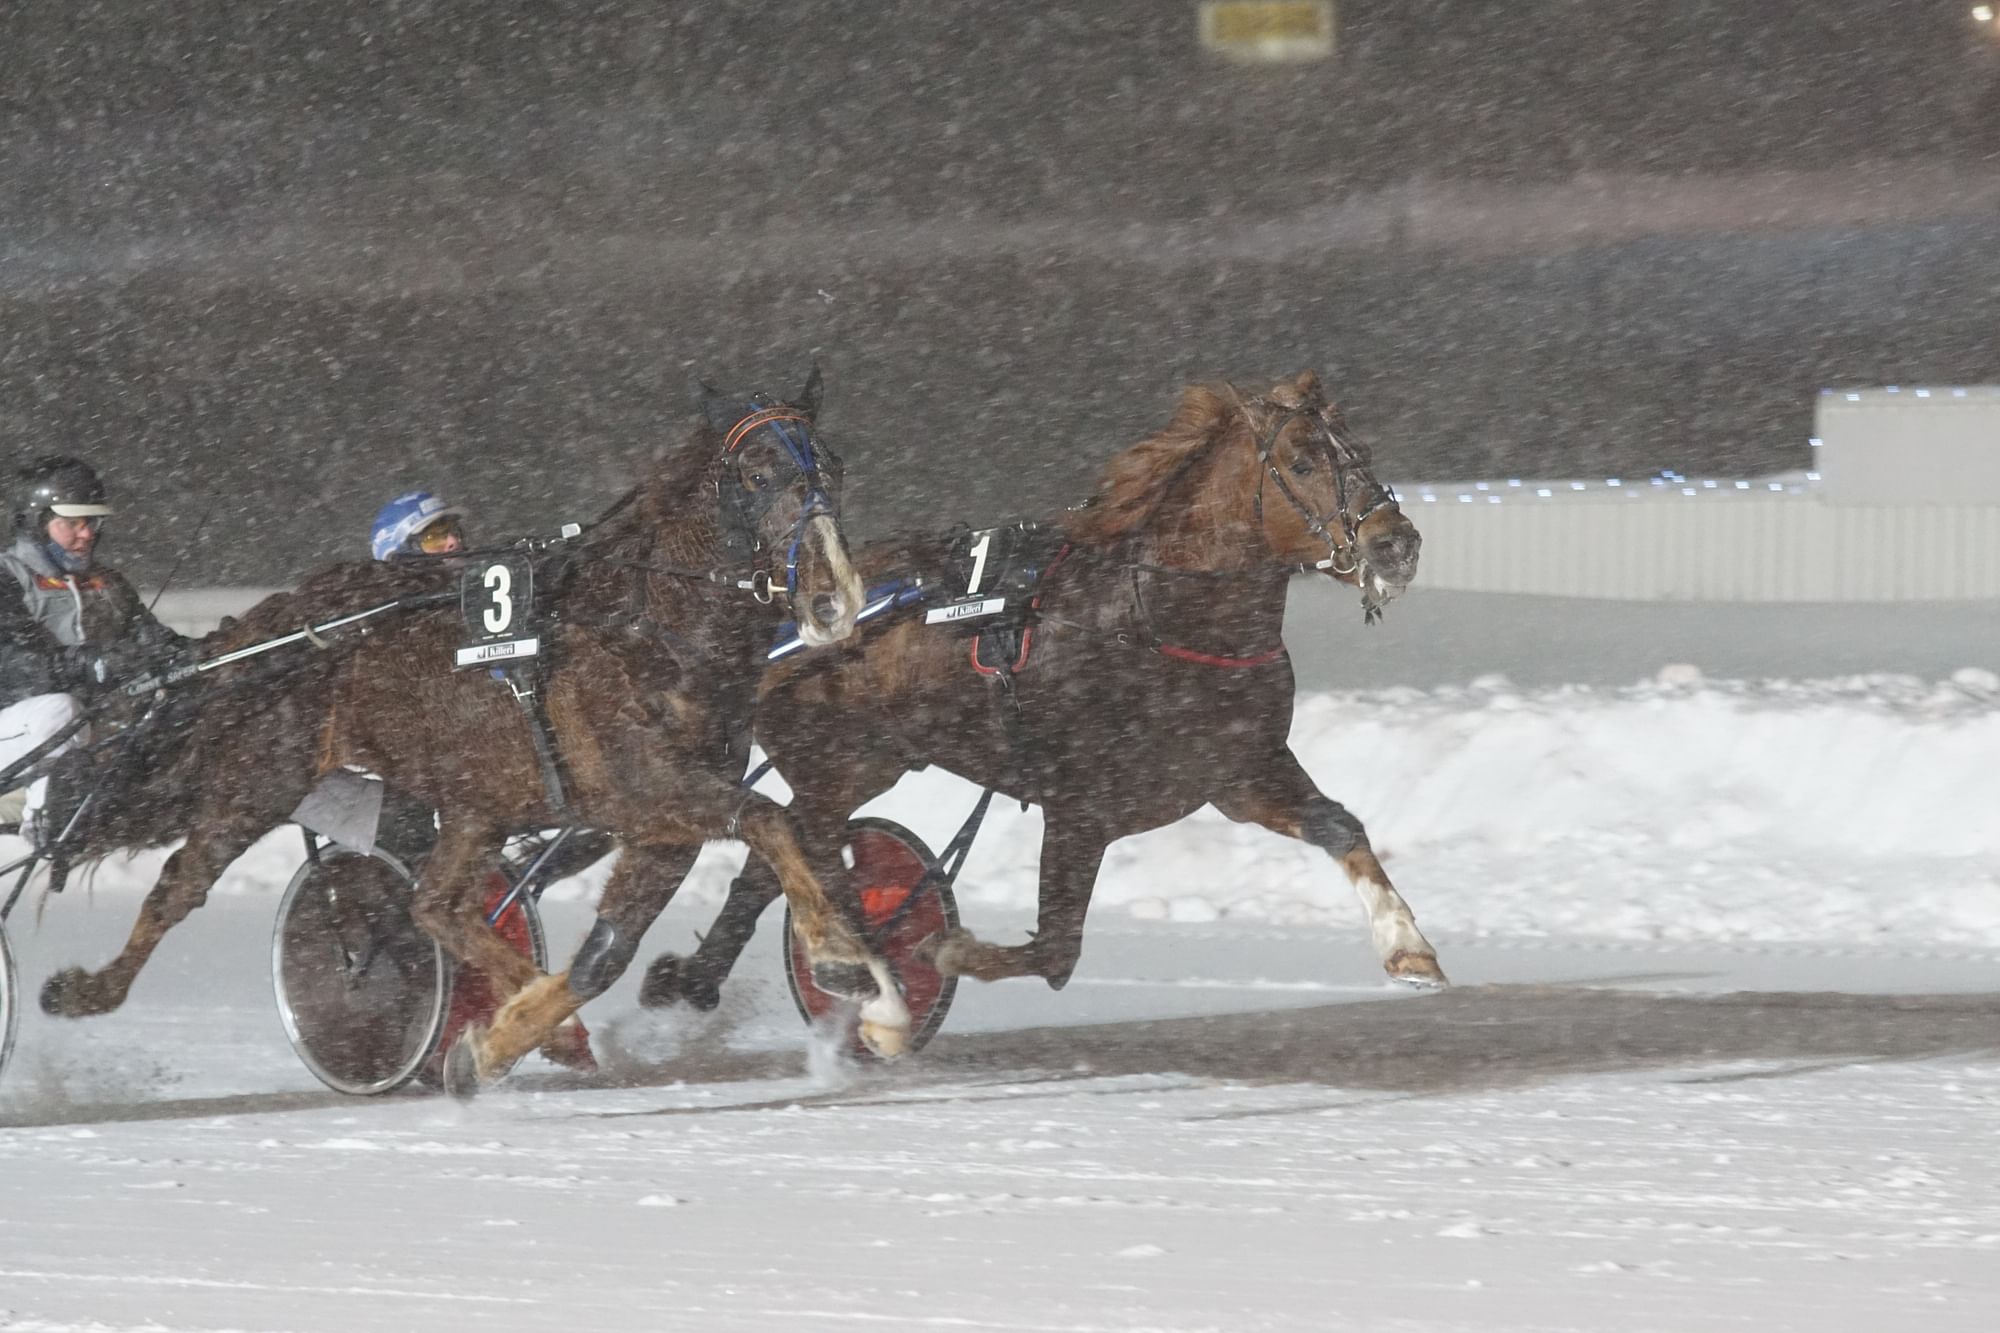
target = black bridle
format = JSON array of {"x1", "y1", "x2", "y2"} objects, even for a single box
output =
[{"x1": 1247, "y1": 397, "x2": 1395, "y2": 579}]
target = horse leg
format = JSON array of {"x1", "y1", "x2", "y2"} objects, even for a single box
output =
[
  {"x1": 1211, "y1": 749, "x2": 1447, "y2": 987},
  {"x1": 927, "y1": 812, "x2": 1108, "y2": 989},
  {"x1": 637, "y1": 852, "x2": 781, "y2": 1011},
  {"x1": 40, "y1": 810, "x2": 269, "y2": 1018},
  {"x1": 639, "y1": 765, "x2": 898, "y2": 1013},
  {"x1": 407, "y1": 814, "x2": 541, "y2": 998},
  {"x1": 737, "y1": 794, "x2": 910, "y2": 1058},
  {"x1": 457, "y1": 842, "x2": 700, "y2": 1086}
]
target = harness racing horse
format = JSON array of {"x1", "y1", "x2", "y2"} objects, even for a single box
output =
[
  {"x1": 332, "y1": 373, "x2": 913, "y2": 1091},
  {"x1": 38, "y1": 373, "x2": 912, "y2": 1085},
  {"x1": 640, "y1": 371, "x2": 1445, "y2": 1019}
]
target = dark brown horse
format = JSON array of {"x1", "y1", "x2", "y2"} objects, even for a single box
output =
[
  {"x1": 38, "y1": 374, "x2": 912, "y2": 1083},
  {"x1": 639, "y1": 371, "x2": 1445, "y2": 1019},
  {"x1": 327, "y1": 376, "x2": 911, "y2": 1091}
]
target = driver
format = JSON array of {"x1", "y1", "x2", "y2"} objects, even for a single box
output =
[
  {"x1": 0, "y1": 456, "x2": 188, "y2": 844},
  {"x1": 363, "y1": 486, "x2": 598, "y2": 1073}
]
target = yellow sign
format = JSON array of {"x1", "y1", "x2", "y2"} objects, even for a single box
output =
[{"x1": 1199, "y1": 2, "x2": 1335, "y2": 63}]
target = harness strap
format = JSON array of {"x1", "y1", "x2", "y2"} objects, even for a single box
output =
[
  {"x1": 503, "y1": 670, "x2": 571, "y2": 818},
  {"x1": 1124, "y1": 565, "x2": 1288, "y2": 670},
  {"x1": 1154, "y1": 642, "x2": 1288, "y2": 669}
]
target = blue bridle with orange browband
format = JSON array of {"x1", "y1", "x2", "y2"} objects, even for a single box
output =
[{"x1": 721, "y1": 403, "x2": 839, "y2": 603}]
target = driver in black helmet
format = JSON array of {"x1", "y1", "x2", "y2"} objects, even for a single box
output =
[{"x1": 0, "y1": 456, "x2": 188, "y2": 843}]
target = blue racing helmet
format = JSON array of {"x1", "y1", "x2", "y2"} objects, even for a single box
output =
[{"x1": 370, "y1": 490, "x2": 465, "y2": 561}]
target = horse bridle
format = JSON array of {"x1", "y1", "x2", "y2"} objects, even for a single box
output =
[
  {"x1": 718, "y1": 401, "x2": 842, "y2": 604},
  {"x1": 1248, "y1": 398, "x2": 1394, "y2": 579}
]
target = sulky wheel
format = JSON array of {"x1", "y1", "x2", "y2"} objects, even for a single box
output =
[
  {"x1": 784, "y1": 817, "x2": 959, "y2": 1054},
  {"x1": 0, "y1": 926, "x2": 18, "y2": 1085},
  {"x1": 272, "y1": 846, "x2": 447, "y2": 1096}
]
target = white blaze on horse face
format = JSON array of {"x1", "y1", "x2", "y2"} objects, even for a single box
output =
[{"x1": 795, "y1": 513, "x2": 863, "y2": 647}]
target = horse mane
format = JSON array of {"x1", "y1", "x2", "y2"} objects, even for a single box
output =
[
  {"x1": 579, "y1": 419, "x2": 727, "y2": 569},
  {"x1": 1063, "y1": 384, "x2": 1242, "y2": 544}
]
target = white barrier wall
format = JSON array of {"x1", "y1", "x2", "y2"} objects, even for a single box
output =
[
  {"x1": 1398, "y1": 386, "x2": 2000, "y2": 602},
  {"x1": 147, "y1": 588, "x2": 283, "y2": 638},
  {"x1": 152, "y1": 387, "x2": 2000, "y2": 611}
]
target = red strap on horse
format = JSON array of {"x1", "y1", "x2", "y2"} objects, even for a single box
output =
[{"x1": 1153, "y1": 642, "x2": 1288, "y2": 669}]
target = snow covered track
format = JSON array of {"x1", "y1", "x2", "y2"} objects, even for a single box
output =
[
  {"x1": 2, "y1": 924, "x2": 1998, "y2": 1333},
  {"x1": 3, "y1": 661, "x2": 1998, "y2": 1328}
]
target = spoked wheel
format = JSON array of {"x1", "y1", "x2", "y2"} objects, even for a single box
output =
[
  {"x1": 0, "y1": 926, "x2": 18, "y2": 1085},
  {"x1": 272, "y1": 847, "x2": 446, "y2": 1096},
  {"x1": 784, "y1": 817, "x2": 959, "y2": 1054}
]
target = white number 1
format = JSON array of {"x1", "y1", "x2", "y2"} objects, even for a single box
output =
[
  {"x1": 482, "y1": 564, "x2": 513, "y2": 634},
  {"x1": 965, "y1": 530, "x2": 993, "y2": 596}
]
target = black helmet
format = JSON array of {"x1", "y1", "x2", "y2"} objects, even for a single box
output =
[{"x1": 15, "y1": 456, "x2": 114, "y2": 534}]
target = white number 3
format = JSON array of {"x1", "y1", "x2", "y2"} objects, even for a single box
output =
[{"x1": 482, "y1": 563, "x2": 513, "y2": 634}]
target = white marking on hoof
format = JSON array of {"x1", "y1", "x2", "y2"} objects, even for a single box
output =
[{"x1": 856, "y1": 958, "x2": 911, "y2": 1060}]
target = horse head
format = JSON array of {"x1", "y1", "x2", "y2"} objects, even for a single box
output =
[
  {"x1": 701, "y1": 367, "x2": 864, "y2": 646},
  {"x1": 1232, "y1": 370, "x2": 1421, "y2": 619}
]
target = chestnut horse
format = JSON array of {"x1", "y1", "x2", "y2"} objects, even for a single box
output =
[
  {"x1": 36, "y1": 374, "x2": 913, "y2": 1085},
  {"x1": 639, "y1": 371, "x2": 1445, "y2": 1019}
]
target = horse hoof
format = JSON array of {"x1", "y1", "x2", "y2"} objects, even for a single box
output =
[
  {"x1": 441, "y1": 1028, "x2": 487, "y2": 1102},
  {"x1": 40, "y1": 967, "x2": 108, "y2": 1019},
  {"x1": 1386, "y1": 950, "x2": 1448, "y2": 989},
  {"x1": 858, "y1": 1017, "x2": 910, "y2": 1060},
  {"x1": 913, "y1": 926, "x2": 972, "y2": 974},
  {"x1": 639, "y1": 954, "x2": 721, "y2": 1012},
  {"x1": 809, "y1": 959, "x2": 881, "y2": 1002},
  {"x1": 540, "y1": 1019, "x2": 598, "y2": 1074},
  {"x1": 856, "y1": 964, "x2": 912, "y2": 1060}
]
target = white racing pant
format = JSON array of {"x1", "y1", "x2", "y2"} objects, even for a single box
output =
[{"x1": 0, "y1": 692, "x2": 85, "y2": 841}]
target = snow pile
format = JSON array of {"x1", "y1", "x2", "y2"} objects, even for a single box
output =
[{"x1": 840, "y1": 665, "x2": 2000, "y2": 951}]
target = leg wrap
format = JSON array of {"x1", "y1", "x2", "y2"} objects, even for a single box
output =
[
  {"x1": 1301, "y1": 800, "x2": 1366, "y2": 858},
  {"x1": 570, "y1": 917, "x2": 637, "y2": 1000}
]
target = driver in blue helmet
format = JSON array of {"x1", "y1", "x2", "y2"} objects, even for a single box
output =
[
  {"x1": 359, "y1": 487, "x2": 599, "y2": 1072},
  {"x1": 370, "y1": 490, "x2": 466, "y2": 561}
]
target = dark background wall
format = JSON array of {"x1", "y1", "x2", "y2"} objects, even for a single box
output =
[{"x1": 3, "y1": 0, "x2": 1998, "y2": 585}]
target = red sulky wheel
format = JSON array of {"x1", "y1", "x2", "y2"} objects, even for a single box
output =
[{"x1": 784, "y1": 817, "x2": 959, "y2": 1054}]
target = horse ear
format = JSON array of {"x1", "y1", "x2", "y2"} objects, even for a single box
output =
[
  {"x1": 798, "y1": 364, "x2": 824, "y2": 419},
  {"x1": 1290, "y1": 369, "x2": 1324, "y2": 403},
  {"x1": 698, "y1": 380, "x2": 739, "y2": 434}
]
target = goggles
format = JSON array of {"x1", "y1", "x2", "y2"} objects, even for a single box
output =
[{"x1": 412, "y1": 517, "x2": 464, "y2": 554}]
